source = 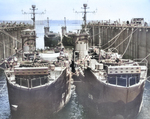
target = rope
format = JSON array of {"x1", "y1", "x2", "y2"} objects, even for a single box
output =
[
  {"x1": 121, "y1": 29, "x2": 134, "y2": 57},
  {"x1": 109, "y1": 47, "x2": 118, "y2": 53},
  {"x1": 0, "y1": 30, "x2": 21, "y2": 43},
  {"x1": 115, "y1": 28, "x2": 138, "y2": 49},
  {"x1": 0, "y1": 41, "x2": 13, "y2": 50},
  {"x1": 147, "y1": 77, "x2": 150, "y2": 83},
  {"x1": 108, "y1": 28, "x2": 126, "y2": 43},
  {"x1": 139, "y1": 53, "x2": 150, "y2": 63},
  {"x1": 102, "y1": 28, "x2": 126, "y2": 48},
  {"x1": 104, "y1": 34, "x2": 120, "y2": 50}
]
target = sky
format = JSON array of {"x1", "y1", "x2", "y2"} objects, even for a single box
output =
[{"x1": 0, "y1": 0, "x2": 150, "y2": 23}]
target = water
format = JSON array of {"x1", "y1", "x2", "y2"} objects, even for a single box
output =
[
  {"x1": 0, "y1": 69, "x2": 10, "y2": 119},
  {"x1": 1, "y1": 20, "x2": 150, "y2": 119},
  {"x1": 1, "y1": 69, "x2": 150, "y2": 119},
  {"x1": 35, "y1": 20, "x2": 83, "y2": 49}
]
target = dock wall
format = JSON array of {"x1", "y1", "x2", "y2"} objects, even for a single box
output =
[
  {"x1": 88, "y1": 23, "x2": 150, "y2": 67},
  {"x1": 0, "y1": 22, "x2": 33, "y2": 62}
]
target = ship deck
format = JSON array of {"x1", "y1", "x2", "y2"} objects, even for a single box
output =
[
  {"x1": 5, "y1": 66, "x2": 66, "y2": 89},
  {"x1": 90, "y1": 59, "x2": 147, "y2": 87}
]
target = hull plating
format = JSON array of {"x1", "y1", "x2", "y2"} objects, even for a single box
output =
[
  {"x1": 6, "y1": 69, "x2": 72, "y2": 119},
  {"x1": 73, "y1": 68, "x2": 145, "y2": 119}
]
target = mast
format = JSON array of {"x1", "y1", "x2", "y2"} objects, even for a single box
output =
[
  {"x1": 64, "y1": 17, "x2": 66, "y2": 28},
  {"x1": 31, "y1": 5, "x2": 36, "y2": 28},
  {"x1": 61, "y1": 17, "x2": 67, "y2": 36},
  {"x1": 21, "y1": 5, "x2": 45, "y2": 60},
  {"x1": 73, "y1": 4, "x2": 97, "y2": 61},
  {"x1": 22, "y1": 5, "x2": 45, "y2": 28},
  {"x1": 83, "y1": 4, "x2": 87, "y2": 27},
  {"x1": 75, "y1": 4, "x2": 96, "y2": 31},
  {"x1": 47, "y1": 17, "x2": 49, "y2": 27}
]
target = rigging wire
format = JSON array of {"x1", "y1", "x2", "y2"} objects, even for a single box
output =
[
  {"x1": 104, "y1": 33, "x2": 120, "y2": 50},
  {"x1": 108, "y1": 28, "x2": 126, "y2": 43},
  {"x1": 0, "y1": 30, "x2": 21, "y2": 43},
  {"x1": 121, "y1": 29, "x2": 134, "y2": 57},
  {"x1": 88, "y1": 27, "x2": 109, "y2": 43},
  {"x1": 101, "y1": 28, "x2": 126, "y2": 48},
  {"x1": 115, "y1": 28, "x2": 138, "y2": 50},
  {"x1": 146, "y1": 76, "x2": 150, "y2": 82},
  {"x1": 0, "y1": 41, "x2": 13, "y2": 50},
  {"x1": 139, "y1": 53, "x2": 150, "y2": 63}
]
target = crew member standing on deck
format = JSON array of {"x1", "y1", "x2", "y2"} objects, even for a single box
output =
[
  {"x1": 4, "y1": 59, "x2": 9, "y2": 69},
  {"x1": 9, "y1": 59, "x2": 14, "y2": 70},
  {"x1": 70, "y1": 60, "x2": 75, "y2": 73},
  {"x1": 14, "y1": 56, "x2": 18, "y2": 65}
]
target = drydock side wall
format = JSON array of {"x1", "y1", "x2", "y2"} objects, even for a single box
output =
[
  {"x1": 88, "y1": 23, "x2": 150, "y2": 66},
  {"x1": 0, "y1": 22, "x2": 33, "y2": 62}
]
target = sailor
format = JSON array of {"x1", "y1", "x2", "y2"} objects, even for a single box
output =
[
  {"x1": 115, "y1": 58, "x2": 120, "y2": 63},
  {"x1": 15, "y1": 47, "x2": 17, "y2": 54},
  {"x1": 70, "y1": 60, "x2": 75, "y2": 73},
  {"x1": 9, "y1": 59, "x2": 14, "y2": 70},
  {"x1": 14, "y1": 56, "x2": 18, "y2": 65},
  {"x1": 4, "y1": 59, "x2": 9, "y2": 69},
  {"x1": 37, "y1": 59, "x2": 41, "y2": 63},
  {"x1": 60, "y1": 48, "x2": 64, "y2": 56},
  {"x1": 54, "y1": 60, "x2": 59, "y2": 67}
]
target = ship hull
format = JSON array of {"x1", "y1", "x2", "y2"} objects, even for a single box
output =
[
  {"x1": 73, "y1": 68, "x2": 145, "y2": 119},
  {"x1": 6, "y1": 69, "x2": 72, "y2": 119},
  {"x1": 44, "y1": 35, "x2": 60, "y2": 48},
  {"x1": 0, "y1": 62, "x2": 5, "y2": 70}
]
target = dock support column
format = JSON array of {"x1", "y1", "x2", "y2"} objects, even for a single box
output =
[
  {"x1": 92, "y1": 25, "x2": 95, "y2": 46},
  {"x1": 3, "y1": 35, "x2": 5, "y2": 59},
  {"x1": 17, "y1": 29, "x2": 21, "y2": 49},
  {"x1": 9, "y1": 31, "x2": 13, "y2": 55},
  {"x1": 14, "y1": 30, "x2": 17, "y2": 49},
  {"x1": 98, "y1": 24, "x2": 101, "y2": 48}
]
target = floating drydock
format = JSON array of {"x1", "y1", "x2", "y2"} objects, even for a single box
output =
[
  {"x1": 0, "y1": 21, "x2": 33, "y2": 68},
  {"x1": 87, "y1": 19, "x2": 150, "y2": 67}
]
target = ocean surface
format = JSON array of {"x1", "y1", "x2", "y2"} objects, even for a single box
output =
[
  {"x1": 0, "y1": 68, "x2": 150, "y2": 119},
  {"x1": 0, "y1": 20, "x2": 150, "y2": 119}
]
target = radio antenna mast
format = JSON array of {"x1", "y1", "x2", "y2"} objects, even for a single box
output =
[
  {"x1": 22, "y1": 5, "x2": 46, "y2": 28},
  {"x1": 75, "y1": 4, "x2": 96, "y2": 30}
]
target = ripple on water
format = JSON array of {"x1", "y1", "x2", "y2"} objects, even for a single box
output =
[
  {"x1": 0, "y1": 69, "x2": 10, "y2": 119},
  {"x1": 137, "y1": 81, "x2": 150, "y2": 119}
]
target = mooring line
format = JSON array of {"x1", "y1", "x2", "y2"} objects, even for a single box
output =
[
  {"x1": 102, "y1": 27, "x2": 126, "y2": 49},
  {"x1": 115, "y1": 28, "x2": 138, "y2": 49}
]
